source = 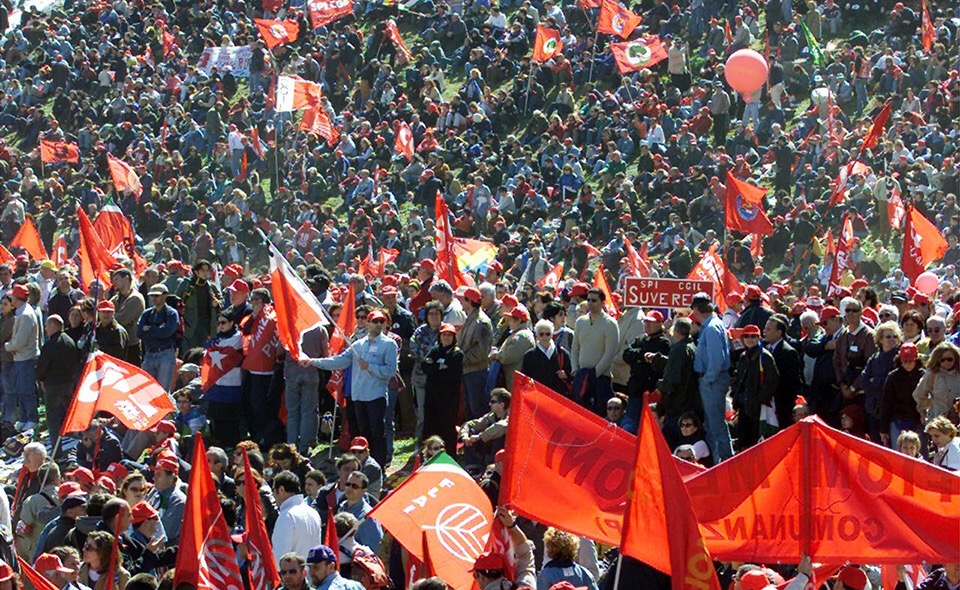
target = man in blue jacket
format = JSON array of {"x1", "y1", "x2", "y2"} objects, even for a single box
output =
[
  {"x1": 691, "y1": 292, "x2": 733, "y2": 462},
  {"x1": 137, "y1": 284, "x2": 180, "y2": 391}
]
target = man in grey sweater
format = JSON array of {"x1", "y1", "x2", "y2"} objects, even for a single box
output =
[
  {"x1": 571, "y1": 287, "x2": 620, "y2": 415},
  {"x1": 4, "y1": 283, "x2": 40, "y2": 429}
]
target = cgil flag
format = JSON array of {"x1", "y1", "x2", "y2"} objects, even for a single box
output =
[
  {"x1": 276, "y1": 75, "x2": 322, "y2": 112},
  {"x1": 687, "y1": 245, "x2": 741, "y2": 314},
  {"x1": 269, "y1": 247, "x2": 331, "y2": 361},
  {"x1": 620, "y1": 399, "x2": 722, "y2": 590},
  {"x1": 241, "y1": 448, "x2": 281, "y2": 590},
  {"x1": 94, "y1": 200, "x2": 148, "y2": 274},
  {"x1": 536, "y1": 260, "x2": 564, "y2": 291},
  {"x1": 11, "y1": 216, "x2": 48, "y2": 261},
  {"x1": 532, "y1": 26, "x2": 563, "y2": 62},
  {"x1": 394, "y1": 120, "x2": 414, "y2": 161},
  {"x1": 385, "y1": 19, "x2": 413, "y2": 60},
  {"x1": 39, "y1": 139, "x2": 80, "y2": 164},
  {"x1": 61, "y1": 351, "x2": 175, "y2": 435},
  {"x1": 301, "y1": 106, "x2": 339, "y2": 146},
  {"x1": 827, "y1": 213, "x2": 854, "y2": 299},
  {"x1": 611, "y1": 37, "x2": 667, "y2": 73},
  {"x1": 901, "y1": 205, "x2": 947, "y2": 282},
  {"x1": 106, "y1": 154, "x2": 143, "y2": 199},
  {"x1": 598, "y1": 0, "x2": 642, "y2": 39},
  {"x1": 887, "y1": 185, "x2": 905, "y2": 230},
  {"x1": 254, "y1": 19, "x2": 299, "y2": 48},
  {"x1": 307, "y1": 0, "x2": 353, "y2": 28},
  {"x1": 724, "y1": 172, "x2": 773, "y2": 236}
]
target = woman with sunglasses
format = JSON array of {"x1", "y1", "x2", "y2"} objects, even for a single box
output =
[
  {"x1": 421, "y1": 323, "x2": 463, "y2": 455},
  {"x1": 730, "y1": 324, "x2": 779, "y2": 451},
  {"x1": 857, "y1": 321, "x2": 902, "y2": 442},
  {"x1": 79, "y1": 530, "x2": 129, "y2": 590},
  {"x1": 202, "y1": 311, "x2": 245, "y2": 448},
  {"x1": 913, "y1": 342, "x2": 960, "y2": 428}
]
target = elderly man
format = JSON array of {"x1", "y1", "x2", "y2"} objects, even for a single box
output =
[
  {"x1": 36, "y1": 315, "x2": 80, "y2": 450},
  {"x1": 146, "y1": 454, "x2": 185, "y2": 544},
  {"x1": 429, "y1": 280, "x2": 466, "y2": 326},
  {"x1": 5, "y1": 283, "x2": 40, "y2": 430},
  {"x1": 111, "y1": 268, "x2": 145, "y2": 366},
  {"x1": 137, "y1": 283, "x2": 180, "y2": 391},
  {"x1": 12, "y1": 442, "x2": 47, "y2": 529}
]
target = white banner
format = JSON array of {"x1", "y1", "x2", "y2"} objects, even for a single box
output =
[{"x1": 197, "y1": 46, "x2": 252, "y2": 77}]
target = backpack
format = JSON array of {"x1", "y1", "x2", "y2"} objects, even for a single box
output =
[{"x1": 351, "y1": 549, "x2": 391, "y2": 590}]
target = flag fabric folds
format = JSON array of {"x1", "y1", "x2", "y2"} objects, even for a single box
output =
[
  {"x1": 275, "y1": 75, "x2": 322, "y2": 112},
  {"x1": 724, "y1": 172, "x2": 773, "y2": 236},
  {"x1": 394, "y1": 120, "x2": 414, "y2": 161},
  {"x1": 39, "y1": 139, "x2": 80, "y2": 164},
  {"x1": 858, "y1": 102, "x2": 891, "y2": 153},
  {"x1": 241, "y1": 448, "x2": 281, "y2": 590},
  {"x1": 61, "y1": 351, "x2": 175, "y2": 435},
  {"x1": 307, "y1": 0, "x2": 353, "y2": 28},
  {"x1": 532, "y1": 26, "x2": 563, "y2": 62},
  {"x1": 826, "y1": 213, "x2": 854, "y2": 299},
  {"x1": 268, "y1": 247, "x2": 331, "y2": 361},
  {"x1": 921, "y1": 0, "x2": 935, "y2": 53},
  {"x1": 11, "y1": 216, "x2": 48, "y2": 261},
  {"x1": 385, "y1": 19, "x2": 412, "y2": 60},
  {"x1": 255, "y1": 19, "x2": 299, "y2": 48},
  {"x1": 301, "y1": 106, "x2": 339, "y2": 146},
  {"x1": 598, "y1": 0, "x2": 642, "y2": 39},
  {"x1": 901, "y1": 205, "x2": 948, "y2": 281},
  {"x1": 77, "y1": 207, "x2": 120, "y2": 294},
  {"x1": 94, "y1": 201, "x2": 147, "y2": 274},
  {"x1": 799, "y1": 21, "x2": 824, "y2": 66},
  {"x1": 611, "y1": 37, "x2": 667, "y2": 73},
  {"x1": 106, "y1": 154, "x2": 143, "y2": 198},
  {"x1": 435, "y1": 192, "x2": 471, "y2": 288},
  {"x1": 687, "y1": 245, "x2": 741, "y2": 314}
]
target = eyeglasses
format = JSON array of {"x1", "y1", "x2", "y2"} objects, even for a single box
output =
[
  {"x1": 536, "y1": 332, "x2": 552, "y2": 337},
  {"x1": 370, "y1": 319, "x2": 386, "y2": 324},
  {"x1": 940, "y1": 357, "x2": 957, "y2": 364},
  {"x1": 680, "y1": 422, "x2": 696, "y2": 428},
  {"x1": 882, "y1": 334, "x2": 899, "y2": 340},
  {"x1": 280, "y1": 569, "x2": 301, "y2": 575},
  {"x1": 490, "y1": 399, "x2": 503, "y2": 405},
  {"x1": 356, "y1": 314, "x2": 368, "y2": 320},
  {"x1": 344, "y1": 482, "x2": 365, "y2": 489}
]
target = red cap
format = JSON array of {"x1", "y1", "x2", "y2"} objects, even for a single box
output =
[
  {"x1": 152, "y1": 457, "x2": 179, "y2": 473},
  {"x1": 96, "y1": 300, "x2": 115, "y2": 312},
  {"x1": 96, "y1": 476, "x2": 116, "y2": 494},
  {"x1": 569, "y1": 283, "x2": 590, "y2": 298},
  {"x1": 899, "y1": 342, "x2": 919, "y2": 362},
  {"x1": 790, "y1": 302, "x2": 807, "y2": 315},
  {"x1": 501, "y1": 294, "x2": 519, "y2": 310},
  {"x1": 34, "y1": 554, "x2": 73, "y2": 574},
  {"x1": 381, "y1": 285, "x2": 399, "y2": 297},
  {"x1": 742, "y1": 325, "x2": 762, "y2": 337},
  {"x1": 103, "y1": 462, "x2": 128, "y2": 482},
  {"x1": 643, "y1": 310, "x2": 664, "y2": 323},
  {"x1": 367, "y1": 310, "x2": 388, "y2": 323},
  {"x1": 66, "y1": 467, "x2": 95, "y2": 487},
  {"x1": 470, "y1": 552, "x2": 506, "y2": 572},
  {"x1": 131, "y1": 501, "x2": 160, "y2": 525},
  {"x1": 420, "y1": 259, "x2": 435, "y2": 271},
  {"x1": 57, "y1": 482, "x2": 83, "y2": 500},
  {"x1": 439, "y1": 323, "x2": 457, "y2": 335},
  {"x1": 155, "y1": 420, "x2": 176, "y2": 435},
  {"x1": 382, "y1": 275, "x2": 399, "y2": 288},
  {"x1": 745, "y1": 285, "x2": 762, "y2": 300},
  {"x1": 227, "y1": 279, "x2": 250, "y2": 294},
  {"x1": 835, "y1": 286, "x2": 852, "y2": 299},
  {"x1": 851, "y1": 279, "x2": 868, "y2": 292},
  {"x1": 835, "y1": 566, "x2": 868, "y2": 590},
  {"x1": 488, "y1": 260, "x2": 503, "y2": 273},
  {"x1": 0, "y1": 560, "x2": 12, "y2": 582},
  {"x1": 739, "y1": 570, "x2": 770, "y2": 590},
  {"x1": 349, "y1": 436, "x2": 369, "y2": 451},
  {"x1": 818, "y1": 306, "x2": 841, "y2": 324},
  {"x1": 494, "y1": 449, "x2": 506, "y2": 464},
  {"x1": 726, "y1": 291, "x2": 743, "y2": 305},
  {"x1": 509, "y1": 306, "x2": 530, "y2": 322},
  {"x1": 463, "y1": 287, "x2": 481, "y2": 304},
  {"x1": 911, "y1": 293, "x2": 931, "y2": 306},
  {"x1": 10, "y1": 284, "x2": 28, "y2": 300},
  {"x1": 862, "y1": 307, "x2": 878, "y2": 325}
]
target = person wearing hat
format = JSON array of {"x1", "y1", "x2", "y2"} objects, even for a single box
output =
[
  {"x1": 731, "y1": 324, "x2": 779, "y2": 450},
  {"x1": 4, "y1": 282, "x2": 39, "y2": 430},
  {"x1": 137, "y1": 283, "x2": 180, "y2": 392},
  {"x1": 736, "y1": 285, "x2": 774, "y2": 331},
  {"x1": 491, "y1": 306, "x2": 535, "y2": 390},
  {"x1": 89, "y1": 299, "x2": 128, "y2": 360},
  {"x1": 306, "y1": 544, "x2": 364, "y2": 590},
  {"x1": 469, "y1": 508, "x2": 535, "y2": 589},
  {"x1": 34, "y1": 552, "x2": 81, "y2": 589},
  {"x1": 456, "y1": 286, "x2": 493, "y2": 421},
  {"x1": 878, "y1": 341, "x2": 923, "y2": 448},
  {"x1": 301, "y1": 308, "x2": 398, "y2": 468},
  {"x1": 225, "y1": 278, "x2": 253, "y2": 325},
  {"x1": 345, "y1": 437, "x2": 383, "y2": 500},
  {"x1": 36, "y1": 488, "x2": 88, "y2": 557},
  {"x1": 36, "y1": 314, "x2": 80, "y2": 450},
  {"x1": 145, "y1": 454, "x2": 185, "y2": 544},
  {"x1": 421, "y1": 323, "x2": 464, "y2": 456},
  {"x1": 239, "y1": 287, "x2": 281, "y2": 444},
  {"x1": 690, "y1": 293, "x2": 734, "y2": 460},
  {"x1": 31, "y1": 259, "x2": 57, "y2": 310},
  {"x1": 109, "y1": 268, "x2": 146, "y2": 366},
  {"x1": 621, "y1": 310, "x2": 672, "y2": 434}
]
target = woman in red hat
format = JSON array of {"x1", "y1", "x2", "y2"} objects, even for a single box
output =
[{"x1": 421, "y1": 323, "x2": 463, "y2": 454}]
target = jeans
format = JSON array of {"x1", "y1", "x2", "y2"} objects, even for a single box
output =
[
  {"x1": 285, "y1": 374, "x2": 320, "y2": 454},
  {"x1": 386, "y1": 387, "x2": 398, "y2": 465},
  {"x1": 699, "y1": 378, "x2": 733, "y2": 462},
  {"x1": 11, "y1": 359, "x2": 38, "y2": 424},
  {"x1": 243, "y1": 371, "x2": 277, "y2": 444},
  {"x1": 142, "y1": 348, "x2": 176, "y2": 392},
  {"x1": 0, "y1": 361, "x2": 14, "y2": 422},
  {"x1": 463, "y1": 369, "x2": 490, "y2": 421},
  {"x1": 413, "y1": 384, "x2": 426, "y2": 441},
  {"x1": 354, "y1": 397, "x2": 387, "y2": 468}
]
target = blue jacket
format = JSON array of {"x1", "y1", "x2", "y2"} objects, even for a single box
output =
[
  {"x1": 137, "y1": 304, "x2": 180, "y2": 352},
  {"x1": 537, "y1": 560, "x2": 599, "y2": 590},
  {"x1": 694, "y1": 313, "x2": 730, "y2": 385}
]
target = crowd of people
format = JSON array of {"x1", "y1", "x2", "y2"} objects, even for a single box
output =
[{"x1": 0, "y1": 0, "x2": 956, "y2": 583}]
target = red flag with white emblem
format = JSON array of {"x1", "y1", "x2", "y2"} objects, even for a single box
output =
[
  {"x1": 610, "y1": 37, "x2": 667, "y2": 73},
  {"x1": 201, "y1": 334, "x2": 244, "y2": 392},
  {"x1": 268, "y1": 246, "x2": 332, "y2": 361},
  {"x1": 827, "y1": 213, "x2": 854, "y2": 299},
  {"x1": 598, "y1": 0, "x2": 642, "y2": 39},
  {"x1": 275, "y1": 75, "x2": 322, "y2": 112},
  {"x1": 106, "y1": 155, "x2": 143, "y2": 199},
  {"x1": 901, "y1": 205, "x2": 948, "y2": 282},
  {"x1": 385, "y1": 19, "x2": 412, "y2": 60},
  {"x1": 301, "y1": 106, "x2": 339, "y2": 147},
  {"x1": 887, "y1": 184, "x2": 905, "y2": 230},
  {"x1": 532, "y1": 26, "x2": 563, "y2": 62},
  {"x1": 52, "y1": 234, "x2": 69, "y2": 267},
  {"x1": 254, "y1": 18, "x2": 299, "y2": 49},
  {"x1": 307, "y1": 0, "x2": 353, "y2": 29},
  {"x1": 395, "y1": 120, "x2": 414, "y2": 161},
  {"x1": 94, "y1": 200, "x2": 148, "y2": 275},
  {"x1": 60, "y1": 351, "x2": 176, "y2": 435}
]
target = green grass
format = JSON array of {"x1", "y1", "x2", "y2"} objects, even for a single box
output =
[{"x1": 311, "y1": 435, "x2": 419, "y2": 485}]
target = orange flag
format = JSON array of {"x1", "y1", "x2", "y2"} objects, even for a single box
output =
[
  {"x1": 901, "y1": 205, "x2": 948, "y2": 282},
  {"x1": 536, "y1": 261, "x2": 564, "y2": 291},
  {"x1": 106, "y1": 154, "x2": 143, "y2": 199},
  {"x1": 77, "y1": 207, "x2": 119, "y2": 294},
  {"x1": 254, "y1": 18, "x2": 299, "y2": 49},
  {"x1": 623, "y1": 237, "x2": 651, "y2": 277},
  {"x1": 688, "y1": 245, "x2": 740, "y2": 314},
  {"x1": 827, "y1": 213, "x2": 854, "y2": 299},
  {"x1": 61, "y1": 351, "x2": 176, "y2": 435},
  {"x1": 435, "y1": 191, "x2": 471, "y2": 288},
  {"x1": 592, "y1": 263, "x2": 620, "y2": 318},
  {"x1": 858, "y1": 102, "x2": 891, "y2": 154},
  {"x1": 610, "y1": 37, "x2": 668, "y2": 73},
  {"x1": 921, "y1": 0, "x2": 934, "y2": 53},
  {"x1": 39, "y1": 139, "x2": 80, "y2": 164},
  {"x1": 94, "y1": 201, "x2": 147, "y2": 275},
  {"x1": 241, "y1": 448, "x2": 281, "y2": 590},
  {"x1": 0, "y1": 244, "x2": 14, "y2": 265},
  {"x1": 174, "y1": 437, "x2": 245, "y2": 590},
  {"x1": 385, "y1": 19, "x2": 412, "y2": 60},
  {"x1": 395, "y1": 120, "x2": 414, "y2": 161},
  {"x1": 16, "y1": 556, "x2": 62, "y2": 590},
  {"x1": 621, "y1": 399, "x2": 722, "y2": 590},
  {"x1": 532, "y1": 26, "x2": 563, "y2": 62},
  {"x1": 598, "y1": 0, "x2": 642, "y2": 38},
  {"x1": 52, "y1": 235, "x2": 69, "y2": 267},
  {"x1": 268, "y1": 247, "x2": 332, "y2": 361},
  {"x1": 324, "y1": 508, "x2": 340, "y2": 568},
  {"x1": 11, "y1": 216, "x2": 47, "y2": 261}
]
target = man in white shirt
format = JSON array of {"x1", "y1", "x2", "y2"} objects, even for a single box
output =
[{"x1": 271, "y1": 470, "x2": 323, "y2": 566}]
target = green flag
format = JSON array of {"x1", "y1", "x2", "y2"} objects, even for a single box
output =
[{"x1": 799, "y1": 20, "x2": 824, "y2": 66}]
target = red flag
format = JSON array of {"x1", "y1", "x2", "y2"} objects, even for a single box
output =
[
  {"x1": 827, "y1": 213, "x2": 854, "y2": 299},
  {"x1": 583, "y1": 240, "x2": 602, "y2": 258},
  {"x1": 366, "y1": 453, "x2": 493, "y2": 590},
  {"x1": 901, "y1": 205, "x2": 948, "y2": 282},
  {"x1": 106, "y1": 154, "x2": 143, "y2": 199},
  {"x1": 61, "y1": 351, "x2": 175, "y2": 435},
  {"x1": 532, "y1": 26, "x2": 563, "y2": 62},
  {"x1": 623, "y1": 237, "x2": 651, "y2": 277},
  {"x1": 11, "y1": 217, "x2": 48, "y2": 261},
  {"x1": 882, "y1": 564, "x2": 926, "y2": 590},
  {"x1": 104, "y1": 520, "x2": 120, "y2": 590},
  {"x1": 307, "y1": 0, "x2": 353, "y2": 29},
  {"x1": 301, "y1": 106, "x2": 339, "y2": 146},
  {"x1": 921, "y1": 0, "x2": 935, "y2": 53},
  {"x1": 200, "y1": 335, "x2": 243, "y2": 392},
  {"x1": 94, "y1": 201, "x2": 147, "y2": 274},
  {"x1": 598, "y1": 0, "x2": 642, "y2": 38},
  {"x1": 52, "y1": 235, "x2": 69, "y2": 267},
  {"x1": 175, "y1": 437, "x2": 245, "y2": 590},
  {"x1": 749, "y1": 233, "x2": 763, "y2": 260},
  {"x1": 159, "y1": 20, "x2": 176, "y2": 56},
  {"x1": 887, "y1": 185, "x2": 905, "y2": 230},
  {"x1": 688, "y1": 245, "x2": 740, "y2": 314},
  {"x1": 242, "y1": 448, "x2": 281, "y2": 590},
  {"x1": 268, "y1": 247, "x2": 332, "y2": 361},
  {"x1": 592, "y1": 264, "x2": 620, "y2": 318},
  {"x1": 16, "y1": 556, "x2": 62, "y2": 590},
  {"x1": 324, "y1": 508, "x2": 340, "y2": 568},
  {"x1": 824, "y1": 230, "x2": 836, "y2": 256},
  {"x1": 435, "y1": 192, "x2": 471, "y2": 288},
  {"x1": 610, "y1": 37, "x2": 668, "y2": 73},
  {"x1": 39, "y1": 139, "x2": 80, "y2": 164},
  {"x1": 254, "y1": 18, "x2": 299, "y2": 48},
  {"x1": 858, "y1": 102, "x2": 892, "y2": 154},
  {"x1": 828, "y1": 160, "x2": 871, "y2": 208},
  {"x1": 329, "y1": 283, "x2": 355, "y2": 356},
  {"x1": 536, "y1": 261, "x2": 564, "y2": 291},
  {"x1": 385, "y1": 19, "x2": 412, "y2": 60},
  {"x1": 0, "y1": 245, "x2": 14, "y2": 265},
  {"x1": 579, "y1": 0, "x2": 601, "y2": 7},
  {"x1": 77, "y1": 207, "x2": 119, "y2": 294},
  {"x1": 481, "y1": 517, "x2": 516, "y2": 581},
  {"x1": 725, "y1": 172, "x2": 773, "y2": 236},
  {"x1": 621, "y1": 400, "x2": 722, "y2": 590},
  {"x1": 395, "y1": 120, "x2": 414, "y2": 161},
  {"x1": 500, "y1": 374, "x2": 705, "y2": 547},
  {"x1": 275, "y1": 75, "x2": 322, "y2": 112}
]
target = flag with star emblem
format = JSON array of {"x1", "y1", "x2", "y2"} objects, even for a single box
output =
[
  {"x1": 610, "y1": 37, "x2": 667, "y2": 73},
  {"x1": 201, "y1": 331, "x2": 244, "y2": 392}
]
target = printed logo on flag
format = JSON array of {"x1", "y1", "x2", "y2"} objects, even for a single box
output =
[
  {"x1": 270, "y1": 24, "x2": 291, "y2": 40},
  {"x1": 626, "y1": 42, "x2": 651, "y2": 65},
  {"x1": 424, "y1": 503, "x2": 489, "y2": 563},
  {"x1": 736, "y1": 194, "x2": 760, "y2": 221},
  {"x1": 543, "y1": 38, "x2": 558, "y2": 56},
  {"x1": 612, "y1": 13, "x2": 626, "y2": 33}
]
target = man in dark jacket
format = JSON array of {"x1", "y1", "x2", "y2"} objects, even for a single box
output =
[
  {"x1": 74, "y1": 421, "x2": 123, "y2": 472},
  {"x1": 36, "y1": 315, "x2": 80, "y2": 451},
  {"x1": 736, "y1": 285, "x2": 774, "y2": 330},
  {"x1": 621, "y1": 310, "x2": 671, "y2": 434},
  {"x1": 731, "y1": 325, "x2": 779, "y2": 451},
  {"x1": 763, "y1": 314, "x2": 802, "y2": 429},
  {"x1": 803, "y1": 306, "x2": 843, "y2": 422},
  {"x1": 651, "y1": 317, "x2": 700, "y2": 447}
]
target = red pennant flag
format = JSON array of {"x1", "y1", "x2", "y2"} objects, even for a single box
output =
[
  {"x1": 366, "y1": 453, "x2": 493, "y2": 590},
  {"x1": 301, "y1": 106, "x2": 339, "y2": 146},
  {"x1": 307, "y1": 0, "x2": 353, "y2": 29},
  {"x1": 901, "y1": 205, "x2": 948, "y2": 282},
  {"x1": 268, "y1": 247, "x2": 332, "y2": 361},
  {"x1": 687, "y1": 245, "x2": 741, "y2": 314},
  {"x1": 583, "y1": 240, "x2": 602, "y2": 258},
  {"x1": 324, "y1": 508, "x2": 340, "y2": 568},
  {"x1": 882, "y1": 564, "x2": 926, "y2": 590},
  {"x1": 921, "y1": 0, "x2": 935, "y2": 53},
  {"x1": 16, "y1": 556, "x2": 62, "y2": 590},
  {"x1": 828, "y1": 160, "x2": 871, "y2": 208},
  {"x1": 175, "y1": 437, "x2": 245, "y2": 590},
  {"x1": 52, "y1": 235, "x2": 69, "y2": 267},
  {"x1": 610, "y1": 37, "x2": 668, "y2": 73},
  {"x1": 532, "y1": 26, "x2": 563, "y2": 62},
  {"x1": 827, "y1": 213, "x2": 854, "y2": 299},
  {"x1": 39, "y1": 139, "x2": 80, "y2": 164},
  {"x1": 858, "y1": 102, "x2": 892, "y2": 154},
  {"x1": 395, "y1": 120, "x2": 414, "y2": 161},
  {"x1": 159, "y1": 20, "x2": 176, "y2": 56},
  {"x1": 385, "y1": 19, "x2": 412, "y2": 60},
  {"x1": 0, "y1": 244, "x2": 14, "y2": 265},
  {"x1": 200, "y1": 333, "x2": 243, "y2": 392},
  {"x1": 94, "y1": 201, "x2": 147, "y2": 274},
  {"x1": 536, "y1": 261, "x2": 564, "y2": 291},
  {"x1": 77, "y1": 207, "x2": 119, "y2": 294},
  {"x1": 749, "y1": 233, "x2": 763, "y2": 260},
  {"x1": 621, "y1": 400, "x2": 722, "y2": 590},
  {"x1": 592, "y1": 263, "x2": 620, "y2": 318},
  {"x1": 598, "y1": 0, "x2": 642, "y2": 38},
  {"x1": 887, "y1": 185, "x2": 905, "y2": 230},
  {"x1": 61, "y1": 351, "x2": 176, "y2": 435},
  {"x1": 106, "y1": 154, "x2": 143, "y2": 199},
  {"x1": 724, "y1": 172, "x2": 773, "y2": 236},
  {"x1": 254, "y1": 18, "x2": 299, "y2": 49},
  {"x1": 275, "y1": 75, "x2": 322, "y2": 112},
  {"x1": 435, "y1": 192, "x2": 472, "y2": 289},
  {"x1": 242, "y1": 448, "x2": 281, "y2": 590},
  {"x1": 11, "y1": 216, "x2": 48, "y2": 261},
  {"x1": 623, "y1": 237, "x2": 651, "y2": 277},
  {"x1": 824, "y1": 230, "x2": 836, "y2": 256}
]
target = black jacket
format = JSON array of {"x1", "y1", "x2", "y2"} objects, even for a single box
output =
[
  {"x1": 768, "y1": 340, "x2": 802, "y2": 427},
  {"x1": 37, "y1": 331, "x2": 80, "y2": 384},
  {"x1": 732, "y1": 345, "x2": 780, "y2": 419},
  {"x1": 623, "y1": 331, "x2": 671, "y2": 397},
  {"x1": 736, "y1": 301, "x2": 773, "y2": 330},
  {"x1": 422, "y1": 344, "x2": 464, "y2": 395},
  {"x1": 653, "y1": 336, "x2": 700, "y2": 417},
  {"x1": 880, "y1": 364, "x2": 924, "y2": 431},
  {"x1": 521, "y1": 345, "x2": 572, "y2": 397},
  {"x1": 75, "y1": 427, "x2": 123, "y2": 471}
]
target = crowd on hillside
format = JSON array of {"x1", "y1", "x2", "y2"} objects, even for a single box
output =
[{"x1": 0, "y1": 0, "x2": 956, "y2": 584}]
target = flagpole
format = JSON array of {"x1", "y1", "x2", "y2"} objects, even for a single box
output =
[
  {"x1": 612, "y1": 553, "x2": 624, "y2": 589},
  {"x1": 587, "y1": 29, "x2": 601, "y2": 85},
  {"x1": 327, "y1": 399, "x2": 338, "y2": 459},
  {"x1": 523, "y1": 61, "x2": 535, "y2": 117},
  {"x1": 273, "y1": 105, "x2": 281, "y2": 196},
  {"x1": 39, "y1": 435, "x2": 62, "y2": 488}
]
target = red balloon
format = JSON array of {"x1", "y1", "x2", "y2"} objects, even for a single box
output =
[{"x1": 724, "y1": 49, "x2": 769, "y2": 96}]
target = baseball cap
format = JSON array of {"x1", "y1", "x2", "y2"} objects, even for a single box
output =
[
  {"x1": 818, "y1": 306, "x2": 841, "y2": 324},
  {"x1": 469, "y1": 552, "x2": 506, "y2": 573},
  {"x1": 96, "y1": 300, "x2": 115, "y2": 312},
  {"x1": 227, "y1": 279, "x2": 250, "y2": 294},
  {"x1": 439, "y1": 323, "x2": 457, "y2": 335},
  {"x1": 306, "y1": 545, "x2": 338, "y2": 564},
  {"x1": 745, "y1": 285, "x2": 763, "y2": 300},
  {"x1": 155, "y1": 420, "x2": 176, "y2": 435},
  {"x1": 34, "y1": 554, "x2": 73, "y2": 574},
  {"x1": 39, "y1": 260, "x2": 57, "y2": 271},
  {"x1": 643, "y1": 310, "x2": 664, "y2": 323},
  {"x1": 103, "y1": 463, "x2": 129, "y2": 483},
  {"x1": 152, "y1": 456, "x2": 179, "y2": 473},
  {"x1": 148, "y1": 283, "x2": 168, "y2": 295},
  {"x1": 742, "y1": 325, "x2": 761, "y2": 337},
  {"x1": 569, "y1": 283, "x2": 589, "y2": 298},
  {"x1": 509, "y1": 306, "x2": 530, "y2": 322},
  {"x1": 349, "y1": 436, "x2": 369, "y2": 451},
  {"x1": 739, "y1": 570, "x2": 770, "y2": 590},
  {"x1": 420, "y1": 259, "x2": 435, "y2": 271},
  {"x1": 10, "y1": 284, "x2": 28, "y2": 300},
  {"x1": 835, "y1": 566, "x2": 868, "y2": 590},
  {"x1": 367, "y1": 310, "x2": 387, "y2": 323},
  {"x1": 66, "y1": 467, "x2": 95, "y2": 487},
  {"x1": 463, "y1": 287, "x2": 481, "y2": 304},
  {"x1": 131, "y1": 501, "x2": 159, "y2": 525},
  {"x1": 898, "y1": 342, "x2": 919, "y2": 362},
  {"x1": 57, "y1": 482, "x2": 83, "y2": 500},
  {"x1": 500, "y1": 294, "x2": 519, "y2": 311}
]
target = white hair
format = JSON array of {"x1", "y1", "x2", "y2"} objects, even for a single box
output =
[
  {"x1": 23, "y1": 442, "x2": 47, "y2": 458},
  {"x1": 534, "y1": 319, "x2": 554, "y2": 335},
  {"x1": 799, "y1": 310, "x2": 820, "y2": 326},
  {"x1": 478, "y1": 282, "x2": 496, "y2": 297},
  {"x1": 839, "y1": 296, "x2": 859, "y2": 313},
  {"x1": 879, "y1": 304, "x2": 899, "y2": 321}
]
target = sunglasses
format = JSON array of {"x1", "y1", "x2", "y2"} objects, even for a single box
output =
[
  {"x1": 536, "y1": 332, "x2": 552, "y2": 337},
  {"x1": 370, "y1": 319, "x2": 386, "y2": 324},
  {"x1": 344, "y1": 482, "x2": 365, "y2": 489},
  {"x1": 356, "y1": 314, "x2": 368, "y2": 320},
  {"x1": 882, "y1": 334, "x2": 899, "y2": 339},
  {"x1": 940, "y1": 357, "x2": 957, "y2": 364},
  {"x1": 680, "y1": 422, "x2": 696, "y2": 428},
  {"x1": 743, "y1": 335, "x2": 760, "y2": 339},
  {"x1": 280, "y1": 568, "x2": 302, "y2": 575}
]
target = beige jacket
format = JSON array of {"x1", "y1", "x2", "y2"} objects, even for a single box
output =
[{"x1": 460, "y1": 308, "x2": 493, "y2": 374}]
